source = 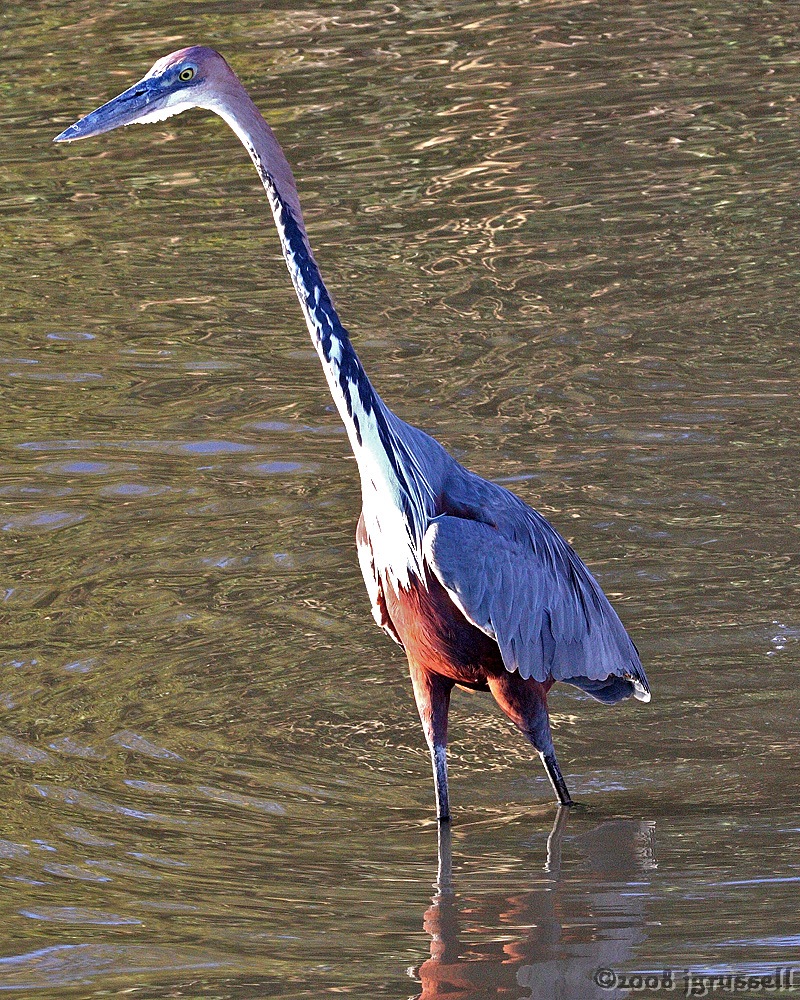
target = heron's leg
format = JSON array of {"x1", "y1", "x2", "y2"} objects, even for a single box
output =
[
  {"x1": 408, "y1": 661, "x2": 454, "y2": 822},
  {"x1": 540, "y1": 749, "x2": 573, "y2": 808},
  {"x1": 486, "y1": 673, "x2": 574, "y2": 807}
]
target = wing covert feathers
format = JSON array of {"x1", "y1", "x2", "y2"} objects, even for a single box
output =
[{"x1": 422, "y1": 512, "x2": 649, "y2": 702}]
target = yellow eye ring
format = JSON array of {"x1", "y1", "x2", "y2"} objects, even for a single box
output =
[{"x1": 179, "y1": 67, "x2": 195, "y2": 82}]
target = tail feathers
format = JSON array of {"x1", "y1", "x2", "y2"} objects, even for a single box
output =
[{"x1": 563, "y1": 673, "x2": 651, "y2": 706}]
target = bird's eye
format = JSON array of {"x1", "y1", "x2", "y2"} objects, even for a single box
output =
[{"x1": 178, "y1": 66, "x2": 196, "y2": 82}]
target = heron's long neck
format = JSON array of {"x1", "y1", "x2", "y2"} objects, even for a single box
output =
[
  {"x1": 215, "y1": 94, "x2": 385, "y2": 449},
  {"x1": 214, "y1": 90, "x2": 435, "y2": 578},
  {"x1": 262, "y1": 181, "x2": 377, "y2": 446}
]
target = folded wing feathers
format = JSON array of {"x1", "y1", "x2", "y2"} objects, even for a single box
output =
[{"x1": 422, "y1": 509, "x2": 648, "y2": 697}]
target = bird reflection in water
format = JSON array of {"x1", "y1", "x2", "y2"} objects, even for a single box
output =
[{"x1": 410, "y1": 809, "x2": 657, "y2": 1000}]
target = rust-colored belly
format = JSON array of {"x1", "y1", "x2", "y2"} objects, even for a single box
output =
[{"x1": 383, "y1": 571, "x2": 504, "y2": 690}]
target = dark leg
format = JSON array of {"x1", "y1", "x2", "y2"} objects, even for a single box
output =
[
  {"x1": 486, "y1": 672, "x2": 574, "y2": 807},
  {"x1": 436, "y1": 820, "x2": 453, "y2": 891},
  {"x1": 408, "y1": 660, "x2": 454, "y2": 822},
  {"x1": 541, "y1": 749, "x2": 573, "y2": 807}
]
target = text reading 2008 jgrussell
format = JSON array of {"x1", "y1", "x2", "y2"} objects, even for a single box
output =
[{"x1": 593, "y1": 967, "x2": 798, "y2": 996}]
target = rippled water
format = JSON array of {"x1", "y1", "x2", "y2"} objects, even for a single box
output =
[{"x1": 2, "y1": 1, "x2": 800, "y2": 997}]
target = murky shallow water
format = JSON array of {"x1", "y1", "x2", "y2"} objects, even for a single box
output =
[{"x1": 2, "y1": 1, "x2": 799, "y2": 997}]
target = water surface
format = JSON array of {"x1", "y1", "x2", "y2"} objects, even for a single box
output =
[{"x1": 2, "y1": 1, "x2": 799, "y2": 996}]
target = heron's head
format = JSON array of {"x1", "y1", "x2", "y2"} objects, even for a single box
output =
[{"x1": 54, "y1": 46, "x2": 233, "y2": 142}]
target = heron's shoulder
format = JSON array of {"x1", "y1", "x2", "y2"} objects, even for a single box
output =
[{"x1": 440, "y1": 467, "x2": 549, "y2": 534}]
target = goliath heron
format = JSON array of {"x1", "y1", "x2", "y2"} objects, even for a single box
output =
[{"x1": 54, "y1": 47, "x2": 650, "y2": 820}]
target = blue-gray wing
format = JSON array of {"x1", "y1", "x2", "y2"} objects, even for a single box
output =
[{"x1": 422, "y1": 513, "x2": 649, "y2": 703}]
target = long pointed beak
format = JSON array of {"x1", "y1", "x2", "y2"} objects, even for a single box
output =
[{"x1": 54, "y1": 76, "x2": 169, "y2": 143}]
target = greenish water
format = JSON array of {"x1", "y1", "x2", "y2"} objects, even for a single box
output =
[{"x1": 2, "y1": 1, "x2": 799, "y2": 997}]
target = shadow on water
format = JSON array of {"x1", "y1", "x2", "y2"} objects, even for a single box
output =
[{"x1": 411, "y1": 809, "x2": 655, "y2": 1000}]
